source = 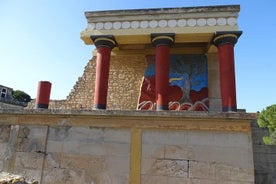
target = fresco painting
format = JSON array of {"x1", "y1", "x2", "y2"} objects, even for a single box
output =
[{"x1": 138, "y1": 54, "x2": 209, "y2": 111}]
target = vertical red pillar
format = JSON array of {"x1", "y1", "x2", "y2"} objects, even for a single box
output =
[
  {"x1": 213, "y1": 31, "x2": 242, "y2": 112},
  {"x1": 91, "y1": 36, "x2": 116, "y2": 110},
  {"x1": 35, "y1": 81, "x2": 51, "y2": 109},
  {"x1": 151, "y1": 33, "x2": 175, "y2": 110}
]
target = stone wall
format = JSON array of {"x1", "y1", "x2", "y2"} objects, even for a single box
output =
[
  {"x1": 26, "y1": 54, "x2": 147, "y2": 110},
  {"x1": 252, "y1": 120, "x2": 276, "y2": 184},
  {"x1": 0, "y1": 109, "x2": 256, "y2": 183}
]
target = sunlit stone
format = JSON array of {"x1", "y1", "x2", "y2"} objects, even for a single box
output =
[{"x1": 177, "y1": 19, "x2": 186, "y2": 27}]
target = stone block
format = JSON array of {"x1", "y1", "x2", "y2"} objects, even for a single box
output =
[
  {"x1": 189, "y1": 161, "x2": 216, "y2": 180},
  {"x1": 141, "y1": 175, "x2": 168, "y2": 184},
  {"x1": 192, "y1": 145, "x2": 253, "y2": 168},
  {"x1": 142, "y1": 144, "x2": 164, "y2": 159},
  {"x1": 0, "y1": 125, "x2": 10, "y2": 143},
  {"x1": 18, "y1": 126, "x2": 48, "y2": 139},
  {"x1": 215, "y1": 163, "x2": 254, "y2": 182},
  {"x1": 78, "y1": 142, "x2": 105, "y2": 156},
  {"x1": 44, "y1": 153, "x2": 61, "y2": 169},
  {"x1": 66, "y1": 127, "x2": 104, "y2": 142},
  {"x1": 63, "y1": 141, "x2": 81, "y2": 154},
  {"x1": 143, "y1": 158, "x2": 188, "y2": 177},
  {"x1": 104, "y1": 143, "x2": 130, "y2": 157},
  {"x1": 47, "y1": 126, "x2": 71, "y2": 141},
  {"x1": 106, "y1": 156, "x2": 130, "y2": 174},
  {"x1": 187, "y1": 131, "x2": 251, "y2": 148},
  {"x1": 189, "y1": 161, "x2": 254, "y2": 182},
  {"x1": 42, "y1": 168, "x2": 85, "y2": 184},
  {"x1": 46, "y1": 140, "x2": 63, "y2": 153},
  {"x1": 168, "y1": 177, "x2": 192, "y2": 184},
  {"x1": 0, "y1": 160, "x2": 3, "y2": 171},
  {"x1": 13, "y1": 167, "x2": 41, "y2": 183},
  {"x1": 142, "y1": 130, "x2": 188, "y2": 145},
  {"x1": 60, "y1": 154, "x2": 94, "y2": 171},
  {"x1": 103, "y1": 128, "x2": 130, "y2": 144},
  {"x1": 14, "y1": 152, "x2": 44, "y2": 169},
  {"x1": 164, "y1": 145, "x2": 194, "y2": 160},
  {"x1": 0, "y1": 143, "x2": 7, "y2": 159},
  {"x1": 16, "y1": 138, "x2": 45, "y2": 152}
]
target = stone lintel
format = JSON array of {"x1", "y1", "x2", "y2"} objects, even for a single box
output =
[
  {"x1": 0, "y1": 109, "x2": 257, "y2": 132},
  {"x1": 81, "y1": 5, "x2": 241, "y2": 47}
]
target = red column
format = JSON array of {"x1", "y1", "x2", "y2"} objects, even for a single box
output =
[
  {"x1": 213, "y1": 31, "x2": 242, "y2": 112},
  {"x1": 35, "y1": 81, "x2": 51, "y2": 109},
  {"x1": 91, "y1": 36, "x2": 116, "y2": 110},
  {"x1": 151, "y1": 34, "x2": 174, "y2": 110}
]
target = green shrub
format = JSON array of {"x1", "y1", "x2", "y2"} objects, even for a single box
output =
[
  {"x1": 12, "y1": 90, "x2": 31, "y2": 103},
  {"x1": 257, "y1": 104, "x2": 276, "y2": 145}
]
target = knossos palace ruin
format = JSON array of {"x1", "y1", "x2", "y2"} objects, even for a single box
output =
[{"x1": 1, "y1": 4, "x2": 275, "y2": 184}]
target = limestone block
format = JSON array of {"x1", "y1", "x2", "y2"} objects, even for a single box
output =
[
  {"x1": 142, "y1": 144, "x2": 165, "y2": 159},
  {"x1": 47, "y1": 126, "x2": 71, "y2": 141},
  {"x1": 192, "y1": 145, "x2": 253, "y2": 168},
  {"x1": 0, "y1": 125, "x2": 10, "y2": 143},
  {"x1": 78, "y1": 142, "x2": 105, "y2": 155},
  {"x1": 104, "y1": 143, "x2": 130, "y2": 157},
  {"x1": 46, "y1": 140, "x2": 63, "y2": 153},
  {"x1": 65, "y1": 127, "x2": 104, "y2": 142},
  {"x1": 0, "y1": 160, "x2": 3, "y2": 171},
  {"x1": 189, "y1": 161, "x2": 254, "y2": 182},
  {"x1": 62, "y1": 141, "x2": 81, "y2": 154},
  {"x1": 142, "y1": 158, "x2": 188, "y2": 177},
  {"x1": 186, "y1": 131, "x2": 251, "y2": 148},
  {"x1": 12, "y1": 167, "x2": 41, "y2": 183},
  {"x1": 167, "y1": 177, "x2": 193, "y2": 184},
  {"x1": 215, "y1": 163, "x2": 254, "y2": 182},
  {"x1": 42, "y1": 168, "x2": 86, "y2": 184},
  {"x1": 106, "y1": 156, "x2": 130, "y2": 174},
  {"x1": 14, "y1": 152, "x2": 44, "y2": 169},
  {"x1": 189, "y1": 161, "x2": 216, "y2": 180},
  {"x1": 141, "y1": 175, "x2": 168, "y2": 184},
  {"x1": 164, "y1": 145, "x2": 195, "y2": 160},
  {"x1": 142, "y1": 130, "x2": 188, "y2": 145},
  {"x1": 16, "y1": 138, "x2": 44, "y2": 152},
  {"x1": 103, "y1": 128, "x2": 130, "y2": 144},
  {"x1": 60, "y1": 154, "x2": 106, "y2": 172},
  {"x1": 0, "y1": 143, "x2": 7, "y2": 159},
  {"x1": 18, "y1": 126, "x2": 47, "y2": 139},
  {"x1": 44, "y1": 153, "x2": 61, "y2": 169}
]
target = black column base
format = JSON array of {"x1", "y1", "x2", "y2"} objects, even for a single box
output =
[
  {"x1": 222, "y1": 106, "x2": 237, "y2": 112},
  {"x1": 93, "y1": 104, "x2": 106, "y2": 110},
  {"x1": 156, "y1": 105, "x2": 169, "y2": 111},
  {"x1": 35, "y1": 103, "x2": 49, "y2": 109}
]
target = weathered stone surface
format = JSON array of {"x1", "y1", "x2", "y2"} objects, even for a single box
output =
[
  {"x1": 143, "y1": 159, "x2": 188, "y2": 177},
  {"x1": 0, "y1": 172, "x2": 38, "y2": 184},
  {"x1": 164, "y1": 145, "x2": 194, "y2": 160},
  {"x1": 14, "y1": 152, "x2": 44, "y2": 169},
  {"x1": 0, "y1": 125, "x2": 10, "y2": 143},
  {"x1": 189, "y1": 161, "x2": 254, "y2": 182}
]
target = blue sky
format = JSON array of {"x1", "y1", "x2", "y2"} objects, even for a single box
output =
[{"x1": 1, "y1": 0, "x2": 275, "y2": 112}]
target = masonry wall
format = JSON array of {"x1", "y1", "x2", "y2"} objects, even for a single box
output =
[
  {"x1": 0, "y1": 110, "x2": 255, "y2": 183},
  {"x1": 251, "y1": 120, "x2": 276, "y2": 184},
  {"x1": 49, "y1": 54, "x2": 146, "y2": 110}
]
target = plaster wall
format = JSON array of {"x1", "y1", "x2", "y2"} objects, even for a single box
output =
[{"x1": 0, "y1": 110, "x2": 255, "y2": 183}]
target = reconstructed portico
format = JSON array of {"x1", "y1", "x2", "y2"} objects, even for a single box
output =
[{"x1": 81, "y1": 5, "x2": 242, "y2": 112}]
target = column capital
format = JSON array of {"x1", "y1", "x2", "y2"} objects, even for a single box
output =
[
  {"x1": 91, "y1": 35, "x2": 117, "y2": 49},
  {"x1": 151, "y1": 33, "x2": 175, "y2": 47},
  {"x1": 213, "y1": 31, "x2": 242, "y2": 47}
]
